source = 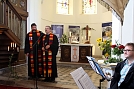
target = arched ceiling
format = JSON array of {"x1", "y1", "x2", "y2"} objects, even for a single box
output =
[{"x1": 98, "y1": 0, "x2": 129, "y2": 25}]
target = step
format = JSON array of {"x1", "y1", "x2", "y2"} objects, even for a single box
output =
[
  {"x1": 0, "y1": 42, "x2": 11, "y2": 46},
  {"x1": 0, "y1": 51, "x2": 18, "y2": 55},
  {"x1": 0, "y1": 56, "x2": 17, "y2": 59},
  {"x1": 0, "y1": 63, "x2": 9, "y2": 68},
  {"x1": 0, "y1": 58, "x2": 17, "y2": 63},
  {"x1": 0, "y1": 47, "x2": 9, "y2": 50},
  {"x1": 0, "y1": 59, "x2": 9, "y2": 63},
  {"x1": 0, "y1": 35, "x2": 9, "y2": 40}
]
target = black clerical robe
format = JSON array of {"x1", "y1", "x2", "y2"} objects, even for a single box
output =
[
  {"x1": 42, "y1": 33, "x2": 59, "y2": 81},
  {"x1": 24, "y1": 30, "x2": 44, "y2": 78}
]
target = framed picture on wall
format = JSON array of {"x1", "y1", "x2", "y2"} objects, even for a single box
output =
[
  {"x1": 102, "y1": 22, "x2": 112, "y2": 41},
  {"x1": 51, "y1": 25, "x2": 64, "y2": 43},
  {"x1": 102, "y1": 22, "x2": 112, "y2": 55}
]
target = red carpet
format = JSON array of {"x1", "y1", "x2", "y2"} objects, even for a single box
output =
[{"x1": 0, "y1": 85, "x2": 30, "y2": 89}]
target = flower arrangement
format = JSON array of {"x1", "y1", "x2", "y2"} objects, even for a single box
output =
[
  {"x1": 111, "y1": 41, "x2": 125, "y2": 56},
  {"x1": 104, "y1": 41, "x2": 125, "y2": 63},
  {"x1": 96, "y1": 37, "x2": 112, "y2": 59},
  {"x1": 60, "y1": 34, "x2": 68, "y2": 43}
]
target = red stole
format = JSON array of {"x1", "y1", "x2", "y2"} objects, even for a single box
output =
[
  {"x1": 29, "y1": 30, "x2": 42, "y2": 76},
  {"x1": 42, "y1": 33, "x2": 53, "y2": 77}
]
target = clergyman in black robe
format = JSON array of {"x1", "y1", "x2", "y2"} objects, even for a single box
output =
[
  {"x1": 42, "y1": 26, "x2": 59, "y2": 82},
  {"x1": 24, "y1": 23, "x2": 44, "y2": 79}
]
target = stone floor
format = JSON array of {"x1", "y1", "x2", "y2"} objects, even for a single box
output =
[{"x1": 0, "y1": 58, "x2": 108, "y2": 89}]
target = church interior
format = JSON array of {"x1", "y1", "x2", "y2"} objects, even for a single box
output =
[{"x1": 0, "y1": 0, "x2": 132, "y2": 89}]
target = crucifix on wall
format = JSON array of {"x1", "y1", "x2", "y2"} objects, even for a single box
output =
[
  {"x1": 82, "y1": 25, "x2": 94, "y2": 44},
  {"x1": 85, "y1": 25, "x2": 91, "y2": 40}
]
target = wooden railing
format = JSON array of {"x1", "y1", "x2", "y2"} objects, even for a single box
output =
[{"x1": 0, "y1": 0, "x2": 22, "y2": 39}]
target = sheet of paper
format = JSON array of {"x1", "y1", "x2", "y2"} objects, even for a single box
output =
[
  {"x1": 86, "y1": 56, "x2": 100, "y2": 74},
  {"x1": 70, "y1": 67, "x2": 86, "y2": 89},
  {"x1": 102, "y1": 68, "x2": 113, "y2": 79},
  {"x1": 86, "y1": 56, "x2": 107, "y2": 79},
  {"x1": 78, "y1": 73, "x2": 97, "y2": 89}
]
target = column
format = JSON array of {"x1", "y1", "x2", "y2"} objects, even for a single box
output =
[
  {"x1": 111, "y1": 10, "x2": 122, "y2": 59},
  {"x1": 112, "y1": 10, "x2": 122, "y2": 45},
  {"x1": 27, "y1": 0, "x2": 42, "y2": 32},
  {"x1": 112, "y1": 0, "x2": 134, "y2": 59},
  {"x1": 20, "y1": 21, "x2": 26, "y2": 49},
  {"x1": 122, "y1": 0, "x2": 134, "y2": 44}
]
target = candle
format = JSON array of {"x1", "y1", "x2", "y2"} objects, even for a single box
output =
[
  {"x1": 8, "y1": 46, "x2": 9, "y2": 51},
  {"x1": 85, "y1": 36, "x2": 86, "y2": 40},
  {"x1": 11, "y1": 42, "x2": 12, "y2": 47},
  {"x1": 89, "y1": 31, "x2": 91, "y2": 36},
  {"x1": 17, "y1": 47, "x2": 19, "y2": 52},
  {"x1": 15, "y1": 43, "x2": 16, "y2": 48},
  {"x1": 70, "y1": 32, "x2": 71, "y2": 37},
  {"x1": 13, "y1": 42, "x2": 14, "y2": 47}
]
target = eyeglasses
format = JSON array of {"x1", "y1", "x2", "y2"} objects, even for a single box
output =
[{"x1": 123, "y1": 50, "x2": 134, "y2": 52}]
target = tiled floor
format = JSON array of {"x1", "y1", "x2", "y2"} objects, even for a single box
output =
[{"x1": 0, "y1": 58, "x2": 108, "y2": 89}]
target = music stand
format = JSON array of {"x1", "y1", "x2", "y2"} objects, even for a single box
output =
[{"x1": 86, "y1": 56, "x2": 110, "y2": 89}]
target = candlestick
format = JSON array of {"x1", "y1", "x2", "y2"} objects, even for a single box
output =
[
  {"x1": 15, "y1": 43, "x2": 16, "y2": 48},
  {"x1": 11, "y1": 42, "x2": 12, "y2": 47},
  {"x1": 8, "y1": 46, "x2": 9, "y2": 51}
]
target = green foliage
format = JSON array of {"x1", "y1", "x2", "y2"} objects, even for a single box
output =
[
  {"x1": 104, "y1": 57, "x2": 123, "y2": 63},
  {"x1": 8, "y1": 53, "x2": 18, "y2": 79},
  {"x1": 96, "y1": 36, "x2": 112, "y2": 58},
  {"x1": 60, "y1": 34, "x2": 68, "y2": 43},
  {"x1": 8, "y1": 54, "x2": 14, "y2": 73},
  {"x1": 104, "y1": 41, "x2": 125, "y2": 63},
  {"x1": 111, "y1": 41, "x2": 124, "y2": 56}
]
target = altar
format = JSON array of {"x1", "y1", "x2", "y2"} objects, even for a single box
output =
[{"x1": 60, "y1": 44, "x2": 93, "y2": 63}]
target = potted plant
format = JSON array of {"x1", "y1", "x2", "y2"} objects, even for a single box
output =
[{"x1": 60, "y1": 34, "x2": 68, "y2": 43}]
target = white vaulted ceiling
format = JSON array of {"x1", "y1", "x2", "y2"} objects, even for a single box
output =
[{"x1": 102, "y1": 0, "x2": 129, "y2": 22}]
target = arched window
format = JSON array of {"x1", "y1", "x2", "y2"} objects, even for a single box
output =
[
  {"x1": 57, "y1": 0, "x2": 69, "y2": 14},
  {"x1": 82, "y1": 0, "x2": 97, "y2": 14}
]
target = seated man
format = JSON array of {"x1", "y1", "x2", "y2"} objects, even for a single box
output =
[{"x1": 110, "y1": 43, "x2": 134, "y2": 89}]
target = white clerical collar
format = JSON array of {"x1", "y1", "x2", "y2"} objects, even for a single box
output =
[
  {"x1": 46, "y1": 33, "x2": 51, "y2": 35},
  {"x1": 32, "y1": 30, "x2": 37, "y2": 32},
  {"x1": 46, "y1": 34, "x2": 49, "y2": 35}
]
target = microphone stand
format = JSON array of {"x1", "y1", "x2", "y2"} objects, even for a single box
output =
[{"x1": 32, "y1": 32, "x2": 44, "y2": 89}]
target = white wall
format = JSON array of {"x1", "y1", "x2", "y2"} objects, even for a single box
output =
[
  {"x1": 122, "y1": 0, "x2": 134, "y2": 45},
  {"x1": 28, "y1": 0, "x2": 112, "y2": 56}
]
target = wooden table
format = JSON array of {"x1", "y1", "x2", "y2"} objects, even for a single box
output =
[{"x1": 60, "y1": 44, "x2": 93, "y2": 63}]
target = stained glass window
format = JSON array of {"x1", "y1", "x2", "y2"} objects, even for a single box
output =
[
  {"x1": 82, "y1": 0, "x2": 97, "y2": 14},
  {"x1": 57, "y1": 0, "x2": 69, "y2": 14}
]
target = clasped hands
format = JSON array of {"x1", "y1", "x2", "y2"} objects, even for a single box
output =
[{"x1": 42, "y1": 45, "x2": 50, "y2": 50}]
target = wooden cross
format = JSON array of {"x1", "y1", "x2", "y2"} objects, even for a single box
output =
[
  {"x1": 73, "y1": 47, "x2": 77, "y2": 59},
  {"x1": 85, "y1": 25, "x2": 91, "y2": 40}
]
